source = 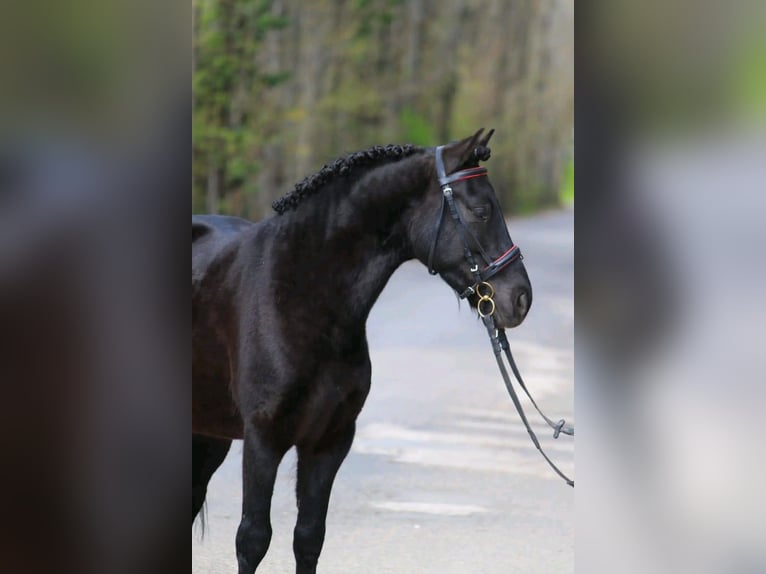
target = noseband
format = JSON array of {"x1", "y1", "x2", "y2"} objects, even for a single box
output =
[
  {"x1": 426, "y1": 145, "x2": 522, "y2": 303},
  {"x1": 426, "y1": 145, "x2": 575, "y2": 487}
]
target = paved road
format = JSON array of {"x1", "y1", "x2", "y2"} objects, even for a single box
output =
[{"x1": 193, "y1": 208, "x2": 574, "y2": 573}]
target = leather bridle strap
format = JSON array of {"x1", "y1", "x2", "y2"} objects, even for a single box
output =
[
  {"x1": 482, "y1": 244, "x2": 521, "y2": 282},
  {"x1": 498, "y1": 330, "x2": 574, "y2": 438},
  {"x1": 482, "y1": 314, "x2": 575, "y2": 487},
  {"x1": 426, "y1": 191, "x2": 448, "y2": 276},
  {"x1": 427, "y1": 175, "x2": 488, "y2": 278}
]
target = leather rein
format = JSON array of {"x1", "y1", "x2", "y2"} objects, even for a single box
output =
[{"x1": 427, "y1": 145, "x2": 574, "y2": 487}]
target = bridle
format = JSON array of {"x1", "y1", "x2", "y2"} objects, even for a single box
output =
[
  {"x1": 426, "y1": 146, "x2": 521, "y2": 302},
  {"x1": 427, "y1": 145, "x2": 575, "y2": 487}
]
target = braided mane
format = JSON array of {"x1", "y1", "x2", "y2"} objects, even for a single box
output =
[{"x1": 272, "y1": 144, "x2": 423, "y2": 215}]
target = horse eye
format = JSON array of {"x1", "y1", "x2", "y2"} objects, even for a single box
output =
[{"x1": 472, "y1": 204, "x2": 490, "y2": 221}]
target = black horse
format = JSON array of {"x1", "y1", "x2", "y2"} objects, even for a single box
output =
[{"x1": 192, "y1": 129, "x2": 532, "y2": 573}]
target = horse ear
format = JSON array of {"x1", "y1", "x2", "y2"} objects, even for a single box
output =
[
  {"x1": 441, "y1": 129, "x2": 485, "y2": 172},
  {"x1": 478, "y1": 128, "x2": 495, "y2": 148},
  {"x1": 472, "y1": 128, "x2": 495, "y2": 162}
]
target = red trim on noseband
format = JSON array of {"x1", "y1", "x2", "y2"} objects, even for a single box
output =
[
  {"x1": 491, "y1": 244, "x2": 518, "y2": 263},
  {"x1": 453, "y1": 172, "x2": 488, "y2": 183}
]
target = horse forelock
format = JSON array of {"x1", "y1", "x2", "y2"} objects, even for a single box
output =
[{"x1": 272, "y1": 144, "x2": 424, "y2": 215}]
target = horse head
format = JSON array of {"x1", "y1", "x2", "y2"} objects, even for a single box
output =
[{"x1": 409, "y1": 129, "x2": 532, "y2": 329}]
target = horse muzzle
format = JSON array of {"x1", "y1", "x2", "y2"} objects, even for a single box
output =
[{"x1": 491, "y1": 283, "x2": 532, "y2": 329}]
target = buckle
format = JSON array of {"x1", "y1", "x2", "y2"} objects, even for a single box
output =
[{"x1": 459, "y1": 285, "x2": 475, "y2": 299}]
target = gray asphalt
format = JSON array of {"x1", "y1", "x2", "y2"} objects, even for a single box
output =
[{"x1": 193, "y1": 208, "x2": 574, "y2": 573}]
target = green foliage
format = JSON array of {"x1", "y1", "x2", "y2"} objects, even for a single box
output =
[
  {"x1": 193, "y1": 0, "x2": 289, "y2": 214},
  {"x1": 732, "y1": 26, "x2": 766, "y2": 120},
  {"x1": 193, "y1": 0, "x2": 573, "y2": 218},
  {"x1": 399, "y1": 107, "x2": 437, "y2": 146},
  {"x1": 559, "y1": 159, "x2": 574, "y2": 205},
  {"x1": 353, "y1": 0, "x2": 402, "y2": 40},
  {"x1": 261, "y1": 71, "x2": 291, "y2": 87},
  {"x1": 256, "y1": 13, "x2": 288, "y2": 31}
]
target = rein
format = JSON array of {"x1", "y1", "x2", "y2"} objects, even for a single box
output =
[{"x1": 428, "y1": 145, "x2": 574, "y2": 487}]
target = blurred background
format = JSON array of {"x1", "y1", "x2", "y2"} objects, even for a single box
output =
[
  {"x1": 192, "y1": 0, "x2": 574, "y2": 217},
  {"x1": 577, "y1": 2, "x2": 766, "y2": 574}
]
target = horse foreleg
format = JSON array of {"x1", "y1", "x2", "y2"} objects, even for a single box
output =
[
  {"x1": 236, "y1": 426, "x2": 286, "y2": 574},
  {"x1": 293, "y1": 423, "x2": 356, "y2": 574}
]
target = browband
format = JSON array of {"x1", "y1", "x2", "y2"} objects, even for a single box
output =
[{"x1": 439, "y1": 167, "x2": 488, "y2": 187}]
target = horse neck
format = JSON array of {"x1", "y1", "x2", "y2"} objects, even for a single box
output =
[{"x1": 273, "y1": 154, "x2": 430, "y2": 326}]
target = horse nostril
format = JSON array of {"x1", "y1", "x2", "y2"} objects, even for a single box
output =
[{"x1": 516, "y1": 290, "x2": 529, "y2": 315}]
